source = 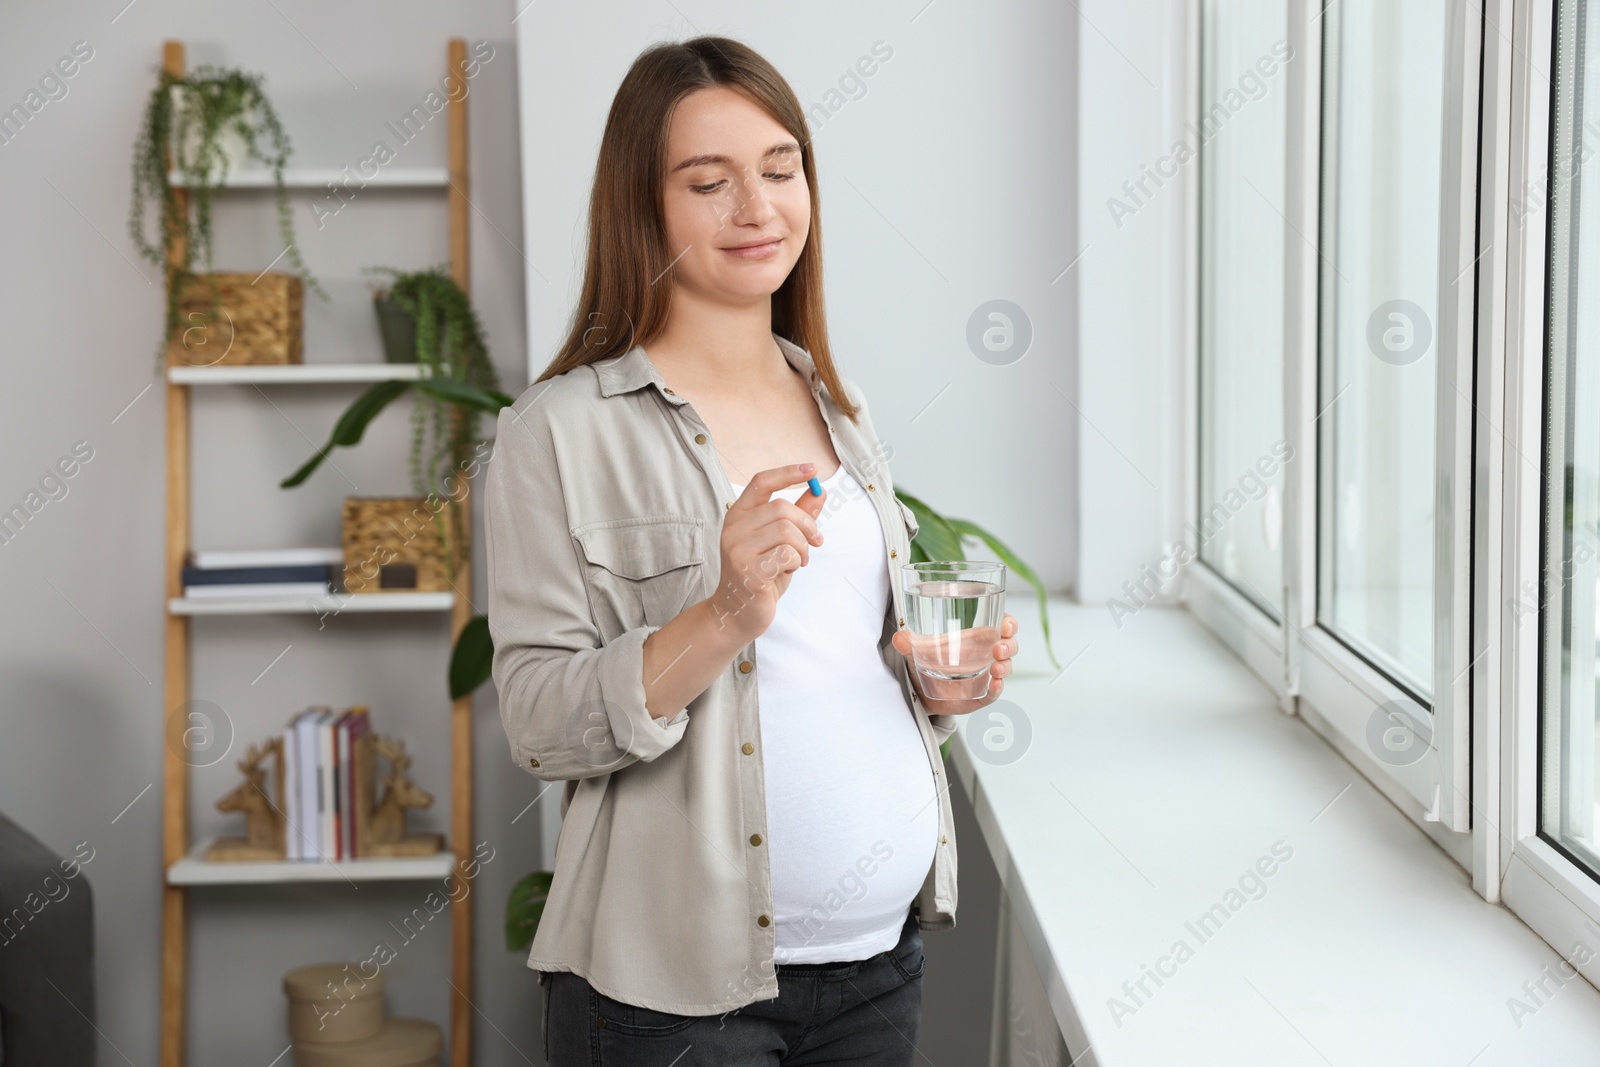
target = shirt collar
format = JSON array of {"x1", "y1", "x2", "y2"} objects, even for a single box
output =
[{"x1": 592, "y1": 332, "x2": 822, "y2": 403}]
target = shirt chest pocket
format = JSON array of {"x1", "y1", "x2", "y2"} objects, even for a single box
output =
[{"x1": 573, "y1": 518, "x2": 707, "y2": 643}]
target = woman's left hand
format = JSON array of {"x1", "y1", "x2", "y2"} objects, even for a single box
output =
[{"x1": 891, "y1": 612, "x2": 1019, "y2": 716}]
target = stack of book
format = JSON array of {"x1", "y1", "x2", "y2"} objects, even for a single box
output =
[
  {"x1": 284, "y1": 705, "x2": 371, "y2": 862},
  {"x1": 182, "y1": 548, "x2": 341, "y2": 599}
]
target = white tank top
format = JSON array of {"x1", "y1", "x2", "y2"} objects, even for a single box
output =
[{"x1": 728, "y1": 463, "x2": 941, "y2": 964}]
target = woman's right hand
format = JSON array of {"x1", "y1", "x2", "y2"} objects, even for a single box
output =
[{"x1": 706, "y1": 462, "x2": 828, "y2": 642}]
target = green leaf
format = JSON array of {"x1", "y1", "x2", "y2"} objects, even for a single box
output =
[
  {"x1": 280, "y1": 380, "x2": 413, "y2": 488},
  {"x1": 505, "y1": 870, "x2": 555, "y2": 952},
  {"x1": 414, "y1": 378, "x2": 514, "y2": 413},
  {"x1": 450, "y1": 615, "x2": 494, "y2": 700},
  {"x1": 942, "y1": 516, "x2": 1061, "y2": 670},
  {"x1": 894, "y1": 486, "x2": 1061, "y2": 671},
  {"x1": 894, "y1": 489, "x2": 967, "y2": 563}
]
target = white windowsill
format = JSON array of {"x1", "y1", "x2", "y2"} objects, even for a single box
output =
[{"x1": 949, "y1": 598, "x2": 1600, "y2": 1065}]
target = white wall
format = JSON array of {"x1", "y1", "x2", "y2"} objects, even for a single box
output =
[
  {"x1": 0, "y1": 3, "x2": 535, "y2": 1063},
  {"x1": 1074, "y1": 0, "x2": 1192, "y2": 606}
]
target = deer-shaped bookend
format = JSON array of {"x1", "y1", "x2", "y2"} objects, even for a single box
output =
[
  {"x1": 356, "y1": 733, "x2": 444, "y2": 857},
  {"x1": 205, "y1": 739, "x2": 286, "y2": 861}
]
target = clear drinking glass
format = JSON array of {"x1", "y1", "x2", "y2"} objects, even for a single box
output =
[{"x1": 900, "y1": 561, "x2": 1007, "y2": 702}]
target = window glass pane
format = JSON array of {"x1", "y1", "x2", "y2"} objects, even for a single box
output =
[
  {"x1": 1542, "y1": 0, "x2": 1600, "y2": 874},
  {"x1": 1318, "y1": 0, "x2": 1446, "y2": 698},
  {"x1": 1197, "y1": 0, "x2": 1290, "y2": 618}
]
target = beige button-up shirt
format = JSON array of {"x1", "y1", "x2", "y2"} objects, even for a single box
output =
[{"x1": 484, "y1": 332, "x2": 960, "y2": 1015}]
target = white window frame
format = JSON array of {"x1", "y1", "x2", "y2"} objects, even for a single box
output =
[
  {"x1": 1304, "y1": 0, "x2": 1482, "y2": 837},
  {"x1": 1183, "y1": 0, "x2": 1291, "y2": 706},
  {"x1": 1495, "y1": 0, "x2": 1600, "y2": 988},
  {"x1": 1186, "y1": 0, "x2": 1481, "y2": 847}
]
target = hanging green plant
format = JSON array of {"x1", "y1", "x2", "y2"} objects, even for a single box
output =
[{"x1": 129, "y1": 64, "x2": 326, "y2": 369}]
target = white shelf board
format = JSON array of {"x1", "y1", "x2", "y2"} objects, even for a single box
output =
[
  {"x1": 168, "y1": 363, "x2": 432, "y2": 385},
  {"x1": 169, "y1": 591, "x2": 454, "y2": 616},
  {"x1": 167, "y1": 167, "x2": 449, "y2": 189},
  {"x1": 169, "y1": 838, "x2": 455, "y2": 885}
]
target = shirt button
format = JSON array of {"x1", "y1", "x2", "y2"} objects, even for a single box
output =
[
  {"x1": 726, "y1": 501, "x2": 733, "y2": 510},
  {"x1": 739, "y1": 661, "x2": 753, "y2": 674},
  {"x1": 695, "y1": 433, "x2": 708, "y2": 444},
  {"x1": 528, "y1": 757, "x2": 540, "y2": 769},
  {"x1": 757, "y1": 914, "x2": 771, "y2": 927},
  {"x1": 890, "y1": 549, "x2": 898, "y2": 558},
  {"x1": 940, "y1": 835, "x2": 947, "y2": 844},
  {"x1": 663, "y1": 387, "x2": 676, "y2": 395},
  {"x1": 750, "y1": 833, "x2": 763, "y2": 846},
  {"x1": 867, "y1": 483, "x2": 876, "y2": 492},
  {"x1": 742, "y1": 742, "x2": 755, "y2": 755},
  {"x1": 898, "y1": 616, "x2": 906, "y2": 628}
]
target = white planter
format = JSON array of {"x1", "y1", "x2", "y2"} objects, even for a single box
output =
[{"x1": 168, "y1": 85, "x2": 254, "y2": 182}]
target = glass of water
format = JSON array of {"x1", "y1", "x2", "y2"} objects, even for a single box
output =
[{"x1": 900, "y1": 561, "x2": 1007, "y2": 701}]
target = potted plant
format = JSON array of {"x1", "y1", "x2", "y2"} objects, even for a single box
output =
[
  {"x1": 281, "y1": 266, "x2": 509, "y2": 574},
  {"x1": 129, "y1": 64, "x2": 326, "y2": 368},
  {"x1": 374, "y1": 265, "x2": 464, "y2": 367}
]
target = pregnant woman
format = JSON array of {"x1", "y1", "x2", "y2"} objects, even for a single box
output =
[{"x1": 485, "y1": 35, "x2": 1020, "y2": 1066}]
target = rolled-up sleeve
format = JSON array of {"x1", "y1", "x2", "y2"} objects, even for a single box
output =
[{"x1": 484, "y1": 396, "x2": 690, "y2": 782}]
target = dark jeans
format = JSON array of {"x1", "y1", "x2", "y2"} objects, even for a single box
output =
[{"x1": 541, "y1": 908, "x2": 926, "y2": 1066}]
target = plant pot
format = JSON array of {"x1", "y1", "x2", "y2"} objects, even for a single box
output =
[
  {"x1": 373, "y1": 295, "x2": 418, "y2": 364},
  {"x1": 168, "y1": 85, "x2": 253, "y2": 183}
]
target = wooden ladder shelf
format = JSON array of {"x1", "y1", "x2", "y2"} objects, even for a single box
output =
[{"x1": 158, "y1": 38, "x2": 478, "y2": 1067}]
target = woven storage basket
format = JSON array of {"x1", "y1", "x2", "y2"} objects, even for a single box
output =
[
  {"x1": 341, "y1": 498, "x2": 451, "y2": 594},
  {"x1": 168, "y1": 271, "x2": 304, "y2": 366}
]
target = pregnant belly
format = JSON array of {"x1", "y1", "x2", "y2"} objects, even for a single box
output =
[{"x1": 760, "y1": 679, "x2": 941, "y2": 962}]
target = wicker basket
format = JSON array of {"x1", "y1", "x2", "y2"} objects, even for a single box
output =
[
  {"x1": 340, "y1": 497, "x2": 451, "y2": 594},
  {"x1": 168, "y1": 272, "x2": 304, "y2": 366}
]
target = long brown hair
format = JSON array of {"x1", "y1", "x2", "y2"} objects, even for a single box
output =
[{"x1": 533, "y1": 35, "x2": 860, "y2": 423}]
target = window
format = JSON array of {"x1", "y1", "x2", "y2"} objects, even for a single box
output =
[
  {"x1": 1316, "y1": 0, "x2": 1448, "y2": 699},
  {"x1": 1186, "y1": 0, "x2": 1600, "y2": 985},
  {"x1": 1196, "y1": 0, "x2": 1291, "y2": 619},
  {"x1": 1188, "y1": 0, "x2": 1478, "y2": 832},
  {"x1": 1542, "y1": 0, "x2": 1600, "y2": 880}
]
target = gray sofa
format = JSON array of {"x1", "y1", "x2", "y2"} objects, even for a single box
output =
[{"x1": 0, "y1": 814, "x2": 95, "y2": 1066}]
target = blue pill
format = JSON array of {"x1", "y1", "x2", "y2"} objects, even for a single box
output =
[{"x1": 808, "y1": 477, "x2": 822, "y2": 496}]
